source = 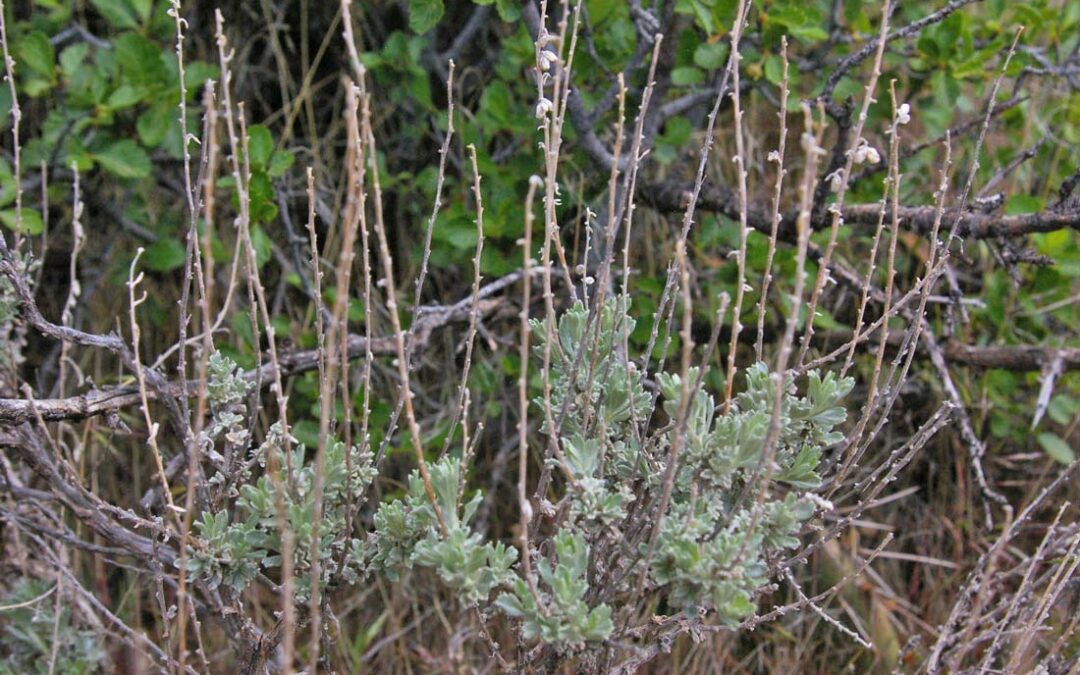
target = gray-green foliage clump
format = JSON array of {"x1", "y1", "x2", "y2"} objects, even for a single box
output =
[
  {"x1": 190, "y1": 354, "x2": 517, "y2": 605},
  {"x1": 0, "y1": 580, "x2": 105, "y2": 675},
  {"x1": 187, "y1": 427, "x2": 376, "y2": 598},
  {"x1": 522, "y1": 298, "x2": 854, "y2": 637},
  {"x1": 187, "y1": 355, "x2": 376, "y2": 598},
  {"x1": 649, "y1": 361, "x2": 852, "y2": 623},
  {"x1": 531, "y1": 298, "x2": 650, "y2": 527},
  {"x1": 495, "y1": 531, "x2": 614, "y2": 649},
  {"x1": 368, "y1": 455, "x2": 518, "y2": 603},
  {"x1": 186, "y1": 296, "x2": 852, "y2": 650}
]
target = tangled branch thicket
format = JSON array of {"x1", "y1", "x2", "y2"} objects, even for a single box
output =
[{"x1": 0, "y1": 0, "x2": 1077, "y2": 672}]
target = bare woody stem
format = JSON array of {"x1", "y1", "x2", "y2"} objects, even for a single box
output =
[{"x1": 356, "y1": 72, "x2": 448, "y2": 535}]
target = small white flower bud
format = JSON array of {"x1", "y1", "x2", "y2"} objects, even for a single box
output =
[
  {"x1": 896, "y1": 103, "x2": 911, "y2": 125},
  {"x1": 827, "y1": 170, "x2": 844, "y2": 192},
  {"x1": 852, "y1": 141, "x2": 881, "y2": 165},
  {"x1": 534, "y1": 97, "x2": 554, "y2": 119},
  {"x1": 537, "y1": 49, "x2": 558, "y2": 71}
]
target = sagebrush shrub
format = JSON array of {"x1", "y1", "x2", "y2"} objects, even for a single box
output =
[{"x1": 186, "y1": 297, "x2": 852, "y2": 652}]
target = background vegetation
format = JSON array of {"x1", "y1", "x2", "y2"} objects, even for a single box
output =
[{"x1": 0, "y1": 0, "x2": 1077, "y2": 672}]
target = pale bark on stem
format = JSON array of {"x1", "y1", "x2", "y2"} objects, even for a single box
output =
[
  {"x1": 171, "y1": 3, "x2": 211, "y2": 667},
  {"x1": 754, "y1": 37, "x2": 790, "y2": 363},
  {"x1": 126, "y1": 250, "x2": 177, "y2": 521},
  {"x1": 830, "y1": 139, "x2": 954, "y2": 497},
  {"x1": 215, "y1": 15, "x2": 297, "y2": 671},
  {"x1": 721, "y1": 0, "x2": 753, "y2": 412},
  {"x1": 637, "y1": 236, "x2": 694, "y2": 595},
  {"x1": 517, "y1": 174, "x2": 544, "y2": 607},
  {"x1": 356, "y1": 73, "x2": 447, "y2": 535},
  {"x1": 731, "y1": 102, "x2": 826, "y2": 571},
  {"x1": 305, "y1": 163, "x2": 332, "y2": 673},
  {"x1": 838, "y1": 81, "x2": 905, "y2": 478},
  {"x1": 797, "y1": 0, "x2": 893, "y2": 367},
  {"x1": 532, "y1": 0, "x2": 586, "y2": 503},
  {"x1": 442, "y1": 143, "x2": 485, "y2": 457}
]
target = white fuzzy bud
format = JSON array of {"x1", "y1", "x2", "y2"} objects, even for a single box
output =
[
  {"x1": 537, "y1": 49, "x2": 558, "y2": 71},
  {"x1": 827, "y1": 170, "x2": 844, "y2": 192},
  {"x1": 896, "y1": 103, "x2": 911, "y2": 125},
  {"x1": 534, "y1": 97, "x2": 554, "y2": 119}
]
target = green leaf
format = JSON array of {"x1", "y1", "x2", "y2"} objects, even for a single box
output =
[
  {"x1": 267, "y1": 151, "x2": 295, "y2": 178},
  {"x1": 768, "y1": 3, "x2": 829, "y2": 43},
  {"x1": 90, "y1": 0, "x2": 140, "y2": 29},
  {"x1": 248, "y1": 171, "x2": 279, "y2": 224},
  {"x1": 1047, "y1": 395, "x2": 1080, "y2": 427},
  {"x1": 23, "y1": 79, "x2": 52, "y2": 98},
  {"x1": 494, "y1": 590, "x2": 526, "y2": 618},
  {"x1": 677, "y1": 0, "x2": 715, "y2": 34},
  {"x1": 0, "y1": 208, "x2": 44, "y2": 235},
  {"x1": 114, "y1": 32, "x2": 168, "y2": 86},
  {"x1": 183, "y1": 61, "x2": 219, "y2": 98},
  {"x1": 671, "y1": 66, "x2": 705, "y2": 86},
  {"x1": 586, "y1": 0, "x2": 617, "y2": 23},
  {"x1": 137, "y1": 100, "x2": 174, "y2": 148},
  {"x1": 18, "y1": 32, "x2": 55, "y2": 80},
  {"x1": 1037, "y1": 433, "x2": 1075, "y2": 465},
  {"x1": 129, "y1": 0, "x2": 154, "y2": 22},
  {"x1": 0, "y1": 78, "x2": 11, "y2": 128},
  {"x1": 693, "y1": 41, "x2": 727, "y2": 70},
  {"x1": 764, "y1": 54, "x2": 784, "y2": 85},
  {"x1": 142, "y1": 238, "x2": 187, "y2": 272},
  {"x1": 0, "y1": 160, "x2": 15, "y2": 208},
  {"x1": 408, "y1": 0, "x2": 444, "y2": 34},
  {"x1": 479, "y1": 81, "x2": 513, "y2": 129},
  {"x1": 59, "y1": 43, "x2": 89, "y2": 78},
  {"x1": 247, "y1": 125, "x2": 273, "y2": 169},
  {"x1": 105, "y1": 84, "x2": 146, "y2": 110},
  {"x1": 250, "y1": 225, "x2": 273, "y2": 268},
  {"x1": 92, "y1": 139, "x2": 151, "y2": 178},
  {"x1": 493, "y1": 0, "x2": 521, "y2": 22}
]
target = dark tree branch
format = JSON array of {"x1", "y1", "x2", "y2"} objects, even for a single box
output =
[
  {"x1": 0, "y1": 269, "x2": 541, "y2": 425},
  {"x1": 942, "y1": 342, "x2": 1080, "y2": 371},
  {"x1": 639, "y1": 179, "x2": 1080, "y2": 241}
]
